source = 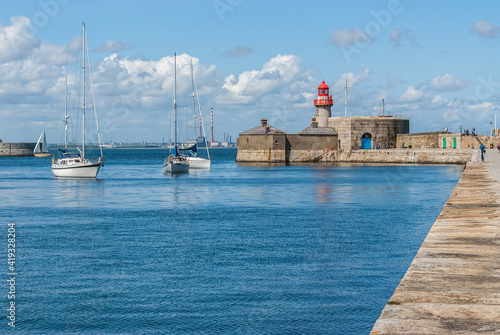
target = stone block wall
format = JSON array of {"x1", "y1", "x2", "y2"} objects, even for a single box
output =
[
  {"x1": 0, "y1": 143, "x2": 36, "y2": 156},
  {"x1": 329, "y1": 117, "x2": 409, "y2": 150},
  {"x1": 461, "y1": 134, "x2": 498, "y2": 149},
  {"x1": 397, "y1": 133, "x2": 441, "y2": 148},
  {"x1": 236, "y1": 133, "x2": 338, "y2": 163},
  {"x1": 338, "y1": 148, "x2": 472, "y2": 164},
  {"x1": 236, "y1": 134, "x2": 286, "y2": 162},
  {"x1": 286, "y1": 134, "x2": 338, "y2": 162}
]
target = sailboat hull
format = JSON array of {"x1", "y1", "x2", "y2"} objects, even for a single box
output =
[
  {"x1": 163, "y1": 155, "x2": 189, "y2": 174},
  {"x1": 52, "y1": 161, "x2": 102, "y2": 178},
  {"x1": 163, "y1": 161, "x2": 189, "y2": 174},
  {"x1": 34, "y1": 153, "x2": 53, "y2": 157},
  {"x1": 186, "y1": 157, "x2": 211, "y2": 169}
]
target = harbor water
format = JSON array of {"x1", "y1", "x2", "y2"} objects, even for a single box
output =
[{"x1": 0, "y1": 148, "x2": 463, "y2": 334}]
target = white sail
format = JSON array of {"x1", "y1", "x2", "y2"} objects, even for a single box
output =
[{"x1": 34, "y1": 131, "x2": 52, "y2": 157}]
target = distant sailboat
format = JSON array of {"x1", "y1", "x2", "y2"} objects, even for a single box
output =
[
  {"x1": 33, "y1": 131, "x2": 52, "y2": 157},
  {"x1": 182, "y1": 58, "x2": 211, "y2": 169},
  {"x1": 164, "y1": 53, "x2": 189, "y2": 174},
  {"x1": 51, "y1": 22, "x2": 104, "y2": 178}
]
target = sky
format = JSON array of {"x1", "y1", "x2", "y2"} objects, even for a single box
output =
[{"x1": 1, "y1": 0, "x2": 500, "y2": 143}]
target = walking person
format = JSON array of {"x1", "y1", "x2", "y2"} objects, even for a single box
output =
[{"x1": 480, "y1": 143, "x2": 485, "y2": 161}]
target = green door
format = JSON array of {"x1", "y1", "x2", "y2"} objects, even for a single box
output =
[
  {"x1": 443, "y1": 137, "x2": 446, "y2": 148},
  {"x1": 453, "y1": 137, "x2": 456, "y2": 149}
]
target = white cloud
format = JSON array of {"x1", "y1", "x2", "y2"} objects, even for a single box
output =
[
  {"x1": 0, "y1": 16, "x2": 40, "y2": 63},
  {"x1": 329, "y1": 28, "x2": 370, "y2": 47},
  {"x1": 219, "y1": 54, "x2": 304, "y2": 103},
  {"x1": 471, "y1": 20, "x2": 500, "y2": 38},
  {"x1": 431, "y1": 95, "x2": 448, "y2": 107},
  {"x1": 469, "y1": 102, "x2": 497, "y2": 110},
  {"x1": 398, "y1": 86, "x2": 423, "y2": 102},
  {"x1": 429, "y1": 74, "x2": 470, "y2": 91},
  {"x1": 389, "y1": 28, "x2": 417, "y2": 47}
]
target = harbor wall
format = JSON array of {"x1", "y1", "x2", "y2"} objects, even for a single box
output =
[
  {"x1": 286, "y1": 134, "x2": 337, "y2": 162},
  {"x1": 338, "y1": 148, "x2": 473, "y2": 164},
  {"x1": 236, "y1": 133, "x2": 338, "y2": 163},
  {"x1": 397, "y1": 132, "x2": 500, "y2": 150},
  {"x1": 236, "y1": 133, "x2": 286, "y2": 163},
  {"x1": 237, "y1": 147, "x2": 473, "y2": 164},
  {"x1": 371, "y1": 160, "x2": 500, "y2": 333},
  {"x1": 0, "y1": 142, "x2": 36, "y2": 156}
]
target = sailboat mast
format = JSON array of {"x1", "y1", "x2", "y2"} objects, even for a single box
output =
[
  {"x1": 174, "y1": 52, "x2": 177, "y2": 150},
  {"x1": 81, "y1": 22, "x2": 86, "y2": 159},
  {"x1": 190, "y1": 58, "x2": 197, "y2": 140},
  {"x1": 64, "y1": 73, "x2": 68, "y2": 150},
  {"x1": 344, "y1": 57, "x2": 347, "y2": 118}
]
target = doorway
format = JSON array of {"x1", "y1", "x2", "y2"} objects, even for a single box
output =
[{"x1": 361, "y1": 133, "x2": 372, "y2": 149}]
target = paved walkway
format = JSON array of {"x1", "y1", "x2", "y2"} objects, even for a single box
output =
[
  {"x1": 486, "y1": 148, "x2": 500, "y2": 180},
  {"x1": 371, "y1": 152, "x2": 500, "y2": 334}
]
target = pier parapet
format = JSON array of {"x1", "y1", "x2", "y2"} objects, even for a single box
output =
[{"x1": 0, "y1": 142, "x2": 36, "y2": 156}]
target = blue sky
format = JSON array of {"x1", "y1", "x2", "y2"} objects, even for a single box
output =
[{"x1": 1, "y1": 0, "x2": 500, "y2": 143}]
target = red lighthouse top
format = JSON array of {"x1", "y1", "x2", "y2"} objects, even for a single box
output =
[
  {"x1": 318, "y1": 80, "x2": 329, "y2": 93},
  {"x1": 314, "y1": 80, "x2": 333, "y2": 106}
]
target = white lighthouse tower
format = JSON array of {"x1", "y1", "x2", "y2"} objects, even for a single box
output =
[{"x1": 314, "y1": 80, "x2": 334, "y2": 127}]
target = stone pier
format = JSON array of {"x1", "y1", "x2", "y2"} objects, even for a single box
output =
[
  {"x1": 371, "y1": 150, "x2": 500, "y2": 334},
  {"x1": 0, "y1": 142, "x2": 36, "y2": 156}
]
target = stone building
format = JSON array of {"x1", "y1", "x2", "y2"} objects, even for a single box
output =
[{"x1": 236, "y1": 118, "x2": 338, "y2": 163}]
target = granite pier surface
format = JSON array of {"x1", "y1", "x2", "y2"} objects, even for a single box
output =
[{"x1": 371, "y1": 149, "x2": 500, "y2": 334}]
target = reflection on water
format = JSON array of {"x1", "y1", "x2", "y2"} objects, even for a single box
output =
[{"x1": 53, "y1": 178, "x2": 105, "y2": 207}]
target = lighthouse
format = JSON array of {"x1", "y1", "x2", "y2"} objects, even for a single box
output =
[{"x1": 314, "y1": 80, "x2": 334, "y2": 127}]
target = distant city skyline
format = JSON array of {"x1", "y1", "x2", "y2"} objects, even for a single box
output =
[{"x1": 1, "y1": 0, "x2": 500, "y2": 142}]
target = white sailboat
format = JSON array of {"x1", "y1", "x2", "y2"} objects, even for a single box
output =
[
  {"x1": 164, "y1": 53, "x2": 189, "y2": 174},
  {"x1": 182, "y1": 58, "x2": 211, "y2": 169},
  {"x1": 52, "y1": 23, "x2": 104, "y2": 178},
  {"x1": 33, "y1": 131, "x2": 53, "y2": 157}
]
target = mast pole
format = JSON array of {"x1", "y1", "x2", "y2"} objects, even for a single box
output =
[
  {"x1": 344, "y1": 57, "x2": 347, "y2": 118},
  {"x1": 174, "y1": 52, "x2": 177, "y2": 152},
  {"x1": 82, "y1": 22, "x2": 86, "y2": 159},
  {"x1": 190, "y1": 58, "x2": 197, "y2": 140},
  {"x1": 64, "y1": 73, "x2": 68, "y2": 150}
]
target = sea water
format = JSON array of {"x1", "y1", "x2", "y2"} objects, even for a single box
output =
[{"x1": 0, "y1": 149, "x2": 463, "y2": 334}]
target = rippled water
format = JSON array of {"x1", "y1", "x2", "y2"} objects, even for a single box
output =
[{"x1": 0, "y1": 149, "x2": 463, "y2": 334}]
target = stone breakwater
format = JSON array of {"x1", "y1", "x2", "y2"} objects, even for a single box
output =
[
  {"x1": 371, "y1": 161, "x2": 500, "y2": 334},
  {"x1": 339, "y1": 148, "x2": 474, "y2": 164},
  {"x1": 236, "y1": 148, "x2": 474, "y2": 164},
  {"x1": 0, "y1": 143, "x2": 36, "y2": 156}
]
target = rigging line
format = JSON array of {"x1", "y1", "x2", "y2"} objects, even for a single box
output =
[
  {"x1": 190, "y1": 58, "x2": 197, "y2": 140},
  {"x1": 191, "y1": 61, "x2": 211, "y2": 159},
  {"x1": 85, "y1": 29, "x2": 103, "y2": 158}
]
